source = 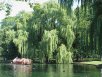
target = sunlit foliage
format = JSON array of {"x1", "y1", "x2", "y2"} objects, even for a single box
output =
[{"x1": 0, "y1": 2, "x2": 75, "y2": 63}]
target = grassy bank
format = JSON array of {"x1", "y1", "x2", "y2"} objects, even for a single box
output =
[{"x1": 74, "y1": 61, "x2": 102, "y2": 66}]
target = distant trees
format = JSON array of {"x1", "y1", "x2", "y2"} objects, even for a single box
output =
[
  {"x1": 73, "y1": 7, "x2": 92, "y2": 61},
  {"x1": 59, "y1": 0, "x2": 102, "y2": 61}
]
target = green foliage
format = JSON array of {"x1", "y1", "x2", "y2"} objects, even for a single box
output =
[
  {"x1": 5, "y1": 4, "x2": 11, "y2": 16},
  {"x1": 13, "y1": 30, "x2": 28, "y2": 56},
  {"x1": 5, "y1": 30, "x2": 15, "y2": 43},
  {"x1": 2, "y1": 17, "x2": 16, "y2": 28},
  {"x1": 0, "y1": 11, "x2": 31, "y2": 59},
  {"x1": 72, "y1": 6, "x2": 92, "y2": 61},
  {"x1": 57, "y1": 44, "x2": 73, "y2": 63},
  {"x1": 60, "y1": 25, "x2": 75, "y2": 49},
  {"x1": 59, "y1": 0, "x2": 102, "y2": 61},
  {"x1": 0, "y1": 2, "x2": 75, "y2": 63},
  {"x1": 0, "y1": 3, "x2": 5, "y2": 10},
  {"x1": 28, "y1": 2, "x2": 75, "y2": 63},
  {"x1": 41, "y1": 29, "x2": 58, "y2": 62}
]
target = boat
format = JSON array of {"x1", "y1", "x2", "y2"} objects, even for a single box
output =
[{"x1": 11, "y1": 57, "x2": 32, "y2": 65}]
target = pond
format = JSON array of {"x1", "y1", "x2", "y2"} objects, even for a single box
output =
[{"x1": 0, "y1": 63, "x2": 101, "y2": 77}]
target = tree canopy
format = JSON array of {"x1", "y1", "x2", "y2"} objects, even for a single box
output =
[{"x1": 0, "y1": 0, "x2": 102, "y2": 63}]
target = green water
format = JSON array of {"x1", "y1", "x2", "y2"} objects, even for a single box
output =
[{"x1": 0, "y1": 63, "x2": 101, "y2": 77}]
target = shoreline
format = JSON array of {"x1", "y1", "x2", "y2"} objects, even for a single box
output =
[
  {"x1": 1, "y1": 60, "x2": 102, "y2": 66},
  {"x1": 74, "y1": 61, "x2": 102, "y2": 66}
]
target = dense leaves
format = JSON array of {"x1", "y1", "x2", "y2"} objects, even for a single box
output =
[
  {"x1": 0, "y1": 2, "x2": 75, "y2": 63},
  {"x1": 1, "y1": 0, "x2": 101, "y2": 63}
]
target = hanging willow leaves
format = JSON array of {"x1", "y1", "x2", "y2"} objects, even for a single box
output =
[
  {"x1": 61, "y1": 25, "x2": 75, "y2": 49},
  {"x1": 41, "y1": 29, "x2": 58, "y2": 62},
  {"x1": 59, "y1": 0, "x2": 102, "y2": 59},
  {"x1": 0, "y1": 2, "x2": 76, "y2": 62},
  {"x1": 1, "y1": 17, "x2": 16, "y2": 28},
  {"x1": 59, "y1": 11, "x2": 75, "y2": 49},
  {"x1": 5, "y1": 30, "x2": 15, "y2": 44},
  {"x1": 13, "y1": 30, "x2": 28, "y2": 57},
  {"x1": 57, "y1": 44, "x2": 73, "y2": 63}
]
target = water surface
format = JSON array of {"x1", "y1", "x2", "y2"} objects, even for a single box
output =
[{"x1": 0, "y1": 63, "x2": 101, "y2": 77}]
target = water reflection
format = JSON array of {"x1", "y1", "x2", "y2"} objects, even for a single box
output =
[
  {"x1": 13, "y1": 65, "x2": 32, "y2": 77},
  {"x1": 0, "y1": 63, "x2": 32, "y2": 77},
  {"x1": 32, "y1": 64, "x2": 73, "y2": 77},
  {"x1": 73, "y1": 64, "x2": 101, "y2": 77},
  {"x1": 0, "y1": 63, "x2": 102, "y2": 77}
]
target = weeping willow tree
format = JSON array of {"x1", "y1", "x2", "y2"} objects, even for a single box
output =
[
  {"x1": 5, "y1": 30, "x2": 15, "y2": 44},
  {"x1": 13, "y1": 30, "x2": 28, "y2": 58},
  {"x1": 3, "y1": 29, "x2": 17, "y2": 59},
  {"x1": 27, "y1": 2, "x2": 76, "y2": 63},
  {"x1": 0, "y1": 12, "x2": 31, "y2": 59},
  {"x1": 59, "y1": 0, "x2": 102, "y2": 60},
  {"x1": 57, "y1": 18, "x2": 75, "y2": 63},
  {"x1": 60, "y1": 22, "x2": 75, "y2": 49},
  {"x1": 57, "y1": 44, "x2": 73, "y2": 63},
  {"x1": 72, "y1": 6, "x2": 92, "y2": 61},
  {"x1": 12, "y1": 12, "x2": 31, "y2": 58},
  {"x1": 0, "y1": 26, "x2": 21, "y2": 60},
  {"x1": 57, "y1": 22, "x2": 75, "y2": 63},
  {"x1": 0, "y1": 2, "x2": 76, "y2": 63},
  {"x1": 41, "y1": 29, "x2": 58, "y2": 63}
]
